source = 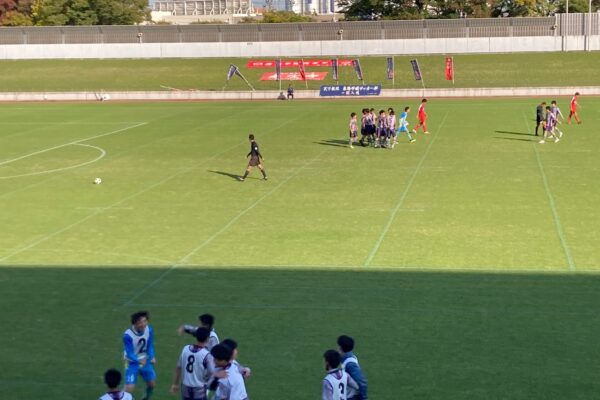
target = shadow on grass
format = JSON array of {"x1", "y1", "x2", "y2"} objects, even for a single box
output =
[
  {"x1": 2, "y1": 266, "x2": 600, "y2": 399},
  {"x1": 494, "y1": 130, "x2": 536, "y2": 137},
  {"x1": 315, "y1": 139, "x2": 350, "y2": 148},
  {"x1": 493, "y1": 136, "x2": 537, "y2": 142},
  {"x1": 208, "y1": 170, "x2": 242, "y2": 181}
]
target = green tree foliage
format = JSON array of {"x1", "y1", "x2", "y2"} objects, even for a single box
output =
[
  {"x1": 91, "y1": 0, "x2": 150, "y2": 25},
  {"x1": 339, "y1": 0, "x2": 591, "y2": 18},
  {"x1": 260, "y1": 10, "x2": 314, "y2": 22},
  {"x1": 3, "y1": 0, "x2": 148, "y2": 25}
]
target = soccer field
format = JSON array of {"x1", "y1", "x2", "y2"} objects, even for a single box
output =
[{"x1": 1, "y1": 98, "x2": 599, "y2": 399}]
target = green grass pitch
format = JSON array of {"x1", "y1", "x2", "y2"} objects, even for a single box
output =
[
  {"x1": 0, "y1": 97, "x2": 599, "y2": 399},
  {"x1": 0, "y1": 52, "x2": 599, "y2": 91}
]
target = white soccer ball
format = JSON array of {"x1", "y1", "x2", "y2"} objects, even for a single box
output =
[{"x1": 94, "y1": 177, "x2": 102, "y2": 184}]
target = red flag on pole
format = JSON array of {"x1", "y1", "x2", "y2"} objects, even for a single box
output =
[
  {"x1": 445, "y1": 57, "x2": 454, "y2": 82},
  {"x1": 298, "y1": 59, "x2": 306, "y2": 81}
]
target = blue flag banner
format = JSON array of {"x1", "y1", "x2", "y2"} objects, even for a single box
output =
[
  {"x1": 275, "y1": 59, "x2": 281, "y2": 81},
  {"x1": 226, "y1": 64, "x2": 238, "y2": 81},
  {"x1": 331, "y1": 59, "x2": 339, "y2": 81},
  {"x1": 319, "y1": 85, "x2": 381, "y2": 97},
  {"x1": 410, "y1": 59, "x2": 422, "y2": 81},
  {"x1": 352, "y1": 59, "x2": 364, "y2": 81},
  {"x1": 386, "y1": 57, "x2": 394, "y2": 80}
]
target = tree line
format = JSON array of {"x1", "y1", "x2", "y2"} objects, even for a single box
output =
[
  {"x1": 0, "y1": 0, "x2": 597, "y2": 26},
  {"x1": 0, "y1": 0, "x2": 149, "y2": 26}
]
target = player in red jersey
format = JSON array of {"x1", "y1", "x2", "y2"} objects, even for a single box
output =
[
  {"x1": 412, "y1": 98, "x2": 429, "y2": 134},
  {"x1": 567, "y1": 92, "x2": 581, "y2": 124}
]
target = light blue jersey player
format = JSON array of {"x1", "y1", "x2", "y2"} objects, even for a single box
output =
[
  {"x1": 397, "y1": 106, "x2": 416, "y2": 144},
  {"x1": 123, "y1": 311, "x2": 156, "y2": 400}
]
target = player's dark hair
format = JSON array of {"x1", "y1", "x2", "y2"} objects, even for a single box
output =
[
  {"x1": 389, "y1": 110, "x2": 395, "y2": 116},
  {"x1": 575, "y1": 92, "x2": 580, "y2": 95},
  {"x1": 248, "y1": 134, "x2": 255, "y2": 140},
  {"x1": 194, "y1": 327, "x2": 211, "y2": 343},
  {"x1": 211, "y1": 344, "x2": 233, "y2": 362},
  {"x1": 323, "y1": 349, "x2": 341, "y2": 369},
  {"x1": 337, "y1": 335, "x2": 355, "y2": 353},
  {"x1": 379, "y1": 109, "x2": 385, "y2": 114},
  {"x1": 131, "y1": 311, "x2": 149, "y2": 325},
  {"x1": 546, "y1": 106, "x2": 551, "y2": 110},
  {"x1": 422, "y1": 98, "x2": 428, "y2": 102},
  {"x1": 199, "y1": 313, "x2": 214, "y2": 328},
  {"x1": 404, "y1": 106, "x2": 410, "y2": 111},
  {"x1": 388, "y1": 107, "x2": 394, "y2": 113},
  {"x1": 104, "y1": 368, "x2": 122, "y2": 389},
  {"x1": 351, "y1": 112, "x2": 356, "y2": 118},
  {"x1": 222, "y1": 338, "x2": 238, "y2": 350},
  {"x1": 551, "y1": 100, "x2": 557, "y2": 104}
]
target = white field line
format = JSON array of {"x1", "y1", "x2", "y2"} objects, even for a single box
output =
[
  {"x1": 0, "y1": 115, "x2": 303, "y2": 265},
  {"x1": 363, "y1": 112, "x2": 449, "y2": 267},
  {"x1": 522, "y1": 112, "x2": 575, "y2": 272},
  {"x1": 123, "y1": 149, "x2": 327, "y2": 306},
  {"x1": 0, "y1": 122, "x2": 146, "y2": 167},
  {"x1": 0, "y1": 143, "x2": 106, "y2": 179}
]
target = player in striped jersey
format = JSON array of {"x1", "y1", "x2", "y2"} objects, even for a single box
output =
[
  {"x1": 170, "y1": 327, "x2": 214, "y2": 400},
  {"x1": 123, "y1": 311, "x2": 156, "y2": 400},
  {"x1": 550, "y1": 100, "x2": 564, "y2": 138},
  {"x1": 99, "y1": 369, "x2": 133, "y2": 400},
  {"x1": 375, "y1": 109, "x2": 387, "y2": 148},
  {"x1": 349, "y1": 112, "x2": 358, "y2": 149},
  {"x1": 337, "y1": 335, "x2": 368, "y2": 400},
  {"x1": 178, "y1": 313, "x2": 220, "y2": 350},
  {"x1": 539, "y1": 106, "x2": 559, "y2": 144},
  {"x1": 322, "y1": 350, "x2": 358, "y2": 400},
  {"x1": 387, "y1": 108, "x2": 397, "y2": 148}
]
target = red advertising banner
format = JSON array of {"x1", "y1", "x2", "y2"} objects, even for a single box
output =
[
  {"x1": 249, "y1": 60, "x2": 353, "y2": 68},
  {"x1": 260, "y1": 72, "x2": 328, "y2": 81}
]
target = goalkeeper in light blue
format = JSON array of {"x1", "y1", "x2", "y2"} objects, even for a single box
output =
[
  {"x1": 123, "y1": 310, "x2": 156, "y2": 400},
  {"x1": 397, "y1": 106, "x2": 416, "y2": 144}
]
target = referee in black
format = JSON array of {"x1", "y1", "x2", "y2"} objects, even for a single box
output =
[
  {"x1": 239, "y1": 134, "x2": 267, "y2": 181},
  {"x1": 535, "y1": 101, "x2": 546, "y2": 136}
]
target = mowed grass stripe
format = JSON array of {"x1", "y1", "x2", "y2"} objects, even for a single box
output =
[
  {"x1": 364, "y1": 112, "x2": 449, "y2": 267},
  {"x1": 0, "y1": 107, "x2": 308, "y2": 264},
  {"x1": 522, "y1": 111, "x2": 576, "y2": 272}
]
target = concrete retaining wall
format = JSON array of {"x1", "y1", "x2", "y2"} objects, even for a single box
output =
[
  {"x1": 2, "y1": 86, "x2": 597, "y2": 102},
  {"x1": 0, "y1": 35, "x2": 598, "y2": 60}
]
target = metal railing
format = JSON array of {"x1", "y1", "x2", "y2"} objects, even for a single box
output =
[{"x1": 0, "y1": 14, "x2": 596, "y2": 45}]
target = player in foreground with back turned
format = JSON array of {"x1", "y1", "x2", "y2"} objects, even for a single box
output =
[
  {"x1": 123, "y1": 311, "x2": 156, "y2": 400},
  {"x1": 239, "y1": 134, "x2": 267, "y2": 181},
  {"x1": 99, "y1": 369, "x2": 133, "y2": 400},
  {"x1": 322, "y1": 349, "x2": 358, "y2": 400},
  {"x1": 170, "y1": 327, "x2": 214, "y2": 400},
  {"x1": 337, "y1": 335, "x2": 368, "y2": 400}
]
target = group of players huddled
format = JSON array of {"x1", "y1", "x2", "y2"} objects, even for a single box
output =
[
  {"x1": 349, "y1": 98, "x2": 429, "y2": 149},
  {"x1": 99, "y1": 311, "x2": 368, "y2": 400},
  {"x1": 535, "y1": 92, "x2": 582, "y2": 144}
]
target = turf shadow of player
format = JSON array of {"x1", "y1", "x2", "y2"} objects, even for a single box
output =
[{"x1": 208, "y1": 170, "x2": 245, "y2": 181}]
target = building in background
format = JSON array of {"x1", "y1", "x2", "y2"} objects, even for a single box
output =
[{"x1": 152, "y1": 0, "x2": 257, "y2": 23}]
